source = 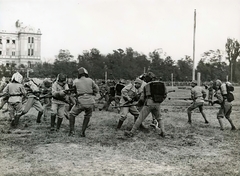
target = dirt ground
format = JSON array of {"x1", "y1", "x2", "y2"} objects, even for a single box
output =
[{"x1": 0, "y1": 87, "x2": 239, "y2": 176}]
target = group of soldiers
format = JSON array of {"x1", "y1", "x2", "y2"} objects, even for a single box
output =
[{"x1": 0, "y1": 67, "x2": 237, "y2": 139}]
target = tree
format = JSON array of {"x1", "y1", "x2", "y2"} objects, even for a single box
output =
[
  {"x1": 177, "y1": 56, "x2": 193, "y2": 81},
  {"x1": 55, "y1": 49, "x2": 74, "y2": 62},
  {"x1": 225, "y1": 38, "x2": 240, "y2": 82}
]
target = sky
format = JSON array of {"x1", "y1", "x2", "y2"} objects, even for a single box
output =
[{"x1": 0, "y1": 0, "x2": 240, "y2": 66}]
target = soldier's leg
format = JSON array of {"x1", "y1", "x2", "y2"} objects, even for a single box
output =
[
  {"x1": 224, "y1": 103, "x2": 236, "y2": 130},
  {"x1": 8, "y1": 103, "x2": 16, "y2": 127},
  {"x1": 199, "y1": 104, "x2": 209, "y2": 123},
  {"x1": 187, "y1": 103, "x2": 198, "y2": 124},
  {"x1": 68, "y1": 104, "x2": 81, "y2": 136},
  {"x1": 33, "y1": 100, "x2": 44, "y2": 123},
  {"x1": 217, "y1": 108, "x2": 224, "y2": 130},
  {"x1": 56, "y1": 104, "x2": 66, "y2": 131},
  {"x1": 81, "y1": 106, "x2": 93, "y2": 137},
  {"x1": 13, "y1": 102, "x2": 23, "y2": 127},
  {"x1": 50, "y1": 103, "x2": 58, "y2": 131},
  {"x1": 117, "y1": 107, "x2": 128, "y2": 129},
  {"x1": 125, "y1": 106, "x2": 150, "y2": 136},
  {"x1": 152, "y1": 105, "x2": 165, "y2": 137},
  {"x1": 130, "y1": 106, "x2": 146, "y2": 130}
]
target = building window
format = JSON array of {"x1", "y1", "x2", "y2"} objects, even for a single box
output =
[
  {"x1": 7, "y1": 39, "x2": 10, "y2": 44},
  {"x1": 0, "y1": 51, "x2": 2, "y2": 55},
  {"x1": 28, "y1": 37, "x2": 31, "y2": 43},
  {"x1": 32, "y1": 37, "x2": 34, "y2": 43},
  {"x1": 6, "y1": 49, "x2": 9, "y2": 55},
  {"x1": 0, "y1": 39, "x2": 2, "y2": 44},
  {"x1": 31, "y1": 49, "x2": 34, "y2": 56},
  {"x1": 12, "y1": 51, "x2": 15, "y2": 56},
  {"x1": 12, "y1": 40, "x2": 15, "y2": 44},
  {"x1": 28, "y1": 49, "x2": 31, "y2": 56}
]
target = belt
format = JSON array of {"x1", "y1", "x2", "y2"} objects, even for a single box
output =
[{"x1": 77, "y1": 93, "x2": 93, "y2": 97}]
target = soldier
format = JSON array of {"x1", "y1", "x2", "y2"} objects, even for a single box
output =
[
  {"x1": 116, "y1": 78, "x2": 144, "y2": 130},
  {"x1": 187, "y1": 80, "x2": 209, "y2": 124},
  {"x1": 68, "y1": 67, "x2": 99, "y2": 137},
  {"x1": 0, "y1": 77, "x2": 10, "y2": 111},
  {"x1": 124, "y1": 72, "x2": 167, "y2": 137},
  {"x1": 2, "y1": 72, "x2": 27, "y2": 127},
  {"x1": 207, "y1": 81, "x2": 214, "y2": 106},
  {"x1": 15, "y1": 77, "x2": 44, "y2": 124},
  {"x1": 50, "y1": 73, "x2": 69, "y2": 131},
  {"x1": 39, "y1": 78, "x2": 52, "y2": 121},
  {"x1": 212, "y1": 79, "x2": 236, "y2": 130}
]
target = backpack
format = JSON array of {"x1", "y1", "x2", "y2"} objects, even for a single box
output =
[
  {"x1": 149, "y1": 81, "x2": 166, "y2": 103},
  {"x1": 225, "y1": 82, "x2": 234, "y2": 102}
]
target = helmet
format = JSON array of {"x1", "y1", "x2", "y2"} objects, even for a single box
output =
[
  {"x1": 213, "y1": 79, "x2": 222, "y2": 90},
  {"x1": 78, "y1": 67, "x2": 88, "y2": 75},
  {"x1": 58, "y1": 73, "x2": 67, "y2": 83},
  {"x1": 144, "y1": 72, "x2": 156, "y2": 83},
  {"x1": 11, "y1": 72, "x2": 23, "y2": 83}
]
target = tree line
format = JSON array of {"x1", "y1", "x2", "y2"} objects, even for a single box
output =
[{"x1": 0, "y1": 38, "x2": 239, "y2": 83}]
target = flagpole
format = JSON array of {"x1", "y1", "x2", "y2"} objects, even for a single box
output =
[{"x1": 192, "y1": 9, "x2": 196, "y2": 81}]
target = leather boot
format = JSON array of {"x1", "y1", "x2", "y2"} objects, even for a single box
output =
[
  {"x1": 227, "y1": 118, "x2": 236, "y2": 130},
  {"x1": 50, "y1": 114, "x2": 56, "y2": 131},
  {"x1": 187, "y1": 111, "x2": 192, "y2": 124},
  {"x1": 218, "y1": 118, "x2": 224, "y2": 130},
  {"x1": 56, "y1": 118, "x2": 63, "y2": 131},
  {"x1": 36, "y1": 111, "x2": 43, "y2": 123},
  {"x1": 81, "y1": 117, "x2": 90, "y2": 137},
  {"x1": 157, "y1": 119, "x2": 166, "y2": 137},
  {"x1": 116, "y1": 120, "x2": 124, "y2": 129},
  {"x1": 13, "y1": 111, "x2": 24, "y2": 127},
  {"x1": 68, "y1": 115, "x2": 75, "y2": 136}
]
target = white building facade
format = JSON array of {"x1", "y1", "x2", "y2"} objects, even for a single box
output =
[{"x1": 0, "y1": 21, "x2": 42, "y2": 67}]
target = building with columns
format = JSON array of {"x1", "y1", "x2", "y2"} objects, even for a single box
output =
[{"x1": 0, "y1": 21, "x2": 42, "y2": 67}]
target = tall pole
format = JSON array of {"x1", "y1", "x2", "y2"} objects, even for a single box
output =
[{"x1": 192, "y1": 9, "x2": 196, "y2": 81}]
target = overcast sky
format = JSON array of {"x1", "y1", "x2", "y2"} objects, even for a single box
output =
[{"x1": 0, "y1": 0, "x2": 240, "y2": 65}]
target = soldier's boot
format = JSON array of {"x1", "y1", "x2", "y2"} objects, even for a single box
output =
[
  {"x1": 56, "y1": 117, "x2": 63, "y2": 132},
  {"x1": 116, "y1": 120, "x2": 124, "y2": 130},
  {"x1": 81, "y1": 117, "x2": 90, "y2": 137},
  {"x1": 157, "y1": 119, "x2": 166, "y2": 137},
  {"x1": 187, "y1": 111, "x2": 192, "y2": 124},
  {"x1": 227, "y1": 118, "x2": 236, "y2": 130},
  {"x1": 13, "y1": 111, "x2": 24, "y2": 127},
  {"x1": 68, "y1": 115, "x2": 75, "y2": 136},
  {"x1": 36, "y1": 111, "x2": 43, "y2": 123},
  {"x1": 218, "y1": 118, "x2": 224, "y2": 130},
  {"x1": 200, "y1": 111, "x2": 209, "y2": 124},
  {"x1": 50, "y1": 114, "x2": 56, "y2": 131}
]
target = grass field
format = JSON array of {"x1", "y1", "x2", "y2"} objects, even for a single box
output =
[{"x1": 0, "y1": 86, "x2": 239, "y2": 176}]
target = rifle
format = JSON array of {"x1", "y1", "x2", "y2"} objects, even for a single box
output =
[
  {"x1": 112, "y1": 102, "x2": 138, "y2": 108},
  {"x1": 0, "y1": 93, "x2": 24, "y2": 98},
  {"x1": 168, "y1": 97, "x2": 212, "y2": 102}
]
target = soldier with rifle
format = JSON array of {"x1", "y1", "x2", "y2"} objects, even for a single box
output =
[
  {"x1": 187, "y1": 80, "x2": 209, "y2": 125},
  {"x1": 211, "y1": 79, "x2": 236, "y2": 130},
  {"x1": 14, "y1": 77, "x2": 44, "y2": 124},
  {"x1": 124, "y1": 72, "x2": 167, "y2": 137},
  {"x1": 50, "y1": 73, "x2": 70, "y2": 131},
  {"x1": 116, "y1": 78, "x2": 145, "y2": 130}
]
